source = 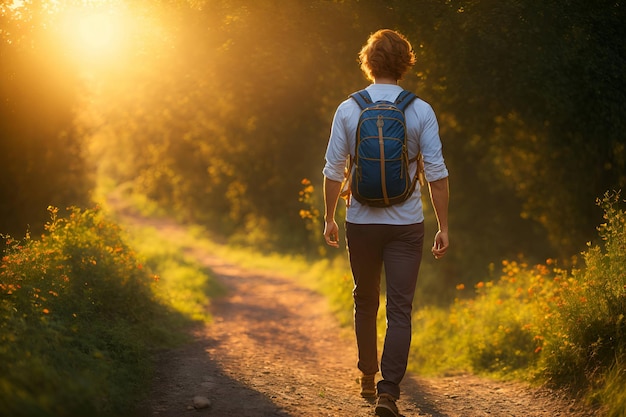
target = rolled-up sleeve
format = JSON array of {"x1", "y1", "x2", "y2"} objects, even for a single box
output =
[{"x1": 322, "y1": 103, "x2": 352, "y2": 182}]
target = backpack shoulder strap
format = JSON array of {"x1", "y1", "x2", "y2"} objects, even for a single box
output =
[
  {"x1": 349, "y1": 89, "x2": 373, "y2": 110},
  {"x1": 396, "y1": 90, "x2": 422, "y2": 188},
  {"x1": 394, "y1": 90, "x2": 418, "y2": 112}
]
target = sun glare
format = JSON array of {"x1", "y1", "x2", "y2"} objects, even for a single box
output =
[
  {"x1": 60, "y1": 4, "x2": 130, "y2": 67},
  {"x1": 77, "y1": 11, "x2": 118, "y2": 51}
]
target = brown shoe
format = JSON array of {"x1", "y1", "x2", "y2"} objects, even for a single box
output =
[
  {"x1": 375, "y1": 393, "x2": 399, "y2": 417},
  {"x1": 359, "y1": 373, "x2": 376, "y2": 398}
]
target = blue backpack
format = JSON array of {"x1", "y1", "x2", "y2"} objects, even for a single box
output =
[{"x1": 343, "y1": 89, "x2": 422, "y2": 207}]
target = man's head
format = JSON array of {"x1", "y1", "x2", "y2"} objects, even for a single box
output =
[{"x1": 359, "y1": 29, "x2": 416, "y2": 82}]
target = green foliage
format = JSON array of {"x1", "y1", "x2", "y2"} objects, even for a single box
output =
[
  {"x1": 399, "y1": 0, "x2": 626, "y2": 264},
  {"x1": 410, "y1": 305, "x2": 468, "y2": 375},
  {"x1": 408, "y1": 192, "x2": 626, "y2": 414},
  {"x1": 0, "y1": 207, "x2": 174, "y2": 417},
  {"x1": 541, "y1": 192, "x2": 626, "y2": 395},
  {"x1": 410, "y1": 260, "x2": 551, "y2": 378}
]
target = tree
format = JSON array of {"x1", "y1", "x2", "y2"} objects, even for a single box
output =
[{"x1": 0, "y1": 1, "x2": 92, "y2": 238}]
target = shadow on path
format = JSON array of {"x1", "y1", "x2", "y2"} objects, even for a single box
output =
[
  {"x1": 401, "y1": 375, "x2": 451, "y2": 417},
  {"x1": 135, "y1": 333, "x2": 293, "y2": 417}
]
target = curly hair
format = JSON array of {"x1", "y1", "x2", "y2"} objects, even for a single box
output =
[{"x1": 359, "y1": 29, "x2": 416, "y2": 82}]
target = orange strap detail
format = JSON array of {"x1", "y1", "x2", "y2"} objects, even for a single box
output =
[{"x1": 377, "y1": 115, "x2": 389, "y2": 206}]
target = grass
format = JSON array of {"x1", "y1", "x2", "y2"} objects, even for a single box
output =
[{"x1": 125, "y1": 225, "x2": 224, "y2": 323}]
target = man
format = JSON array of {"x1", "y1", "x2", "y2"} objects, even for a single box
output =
[{"x1": 322, "y1": 29, "x2": 449, "y2": 417}]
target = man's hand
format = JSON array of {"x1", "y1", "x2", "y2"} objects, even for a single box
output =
[
  {"x1": 324, "y1": 220, "x2": 340, "y2": 248},
  {"x1": 432, "y1": 230, "x2": 449, "y2": 259},
  {"x1": 323, "y1": 177, "x2": 342, "y2": 248}
]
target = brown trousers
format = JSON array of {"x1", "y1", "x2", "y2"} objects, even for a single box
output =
[{"x1": 346, "y1": 222, "x2": 424, "y2": 399}]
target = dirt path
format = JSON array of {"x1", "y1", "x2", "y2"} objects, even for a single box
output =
[{"x1": 114, "y1": 201, "x2": 601, "y2": 417}]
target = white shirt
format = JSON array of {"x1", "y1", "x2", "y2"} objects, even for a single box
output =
[{"x1": 322, "y1": 84, "x2": 448, "y2": 225}]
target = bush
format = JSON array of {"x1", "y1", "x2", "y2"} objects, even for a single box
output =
[
  {"x1": 409, "y1": 191, "x2": 626, "y2": 414},
  {"x1": 0, "y1": 207, "x2": 171, "y2": 417},
  {"x1": 541, "y1": 192, "x2": 626, "y2": 408}
]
